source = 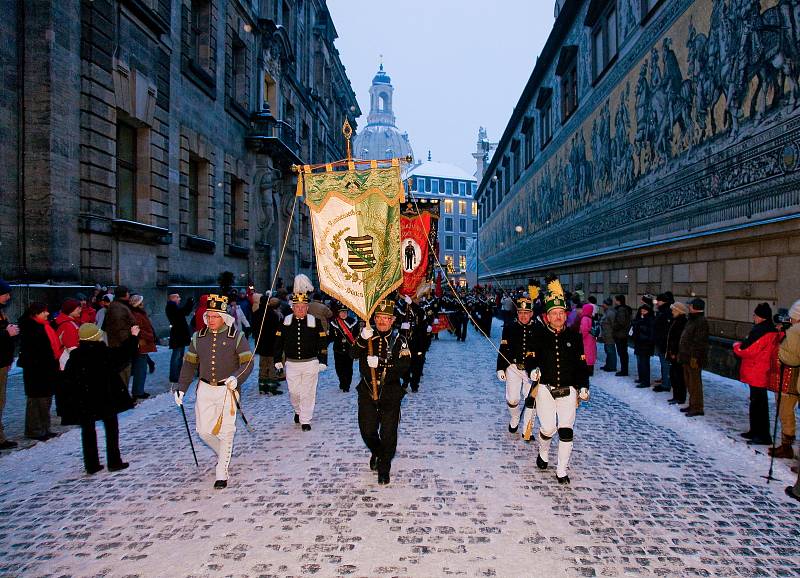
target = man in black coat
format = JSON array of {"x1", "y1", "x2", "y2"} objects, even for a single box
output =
[
  {"x1": 653, "y1": 293, "x2": 673, "y2": 392},
  {"x1": 252, "y1": 295, "x2": 283, "y2": 395},
  {"x1": 351, "y1": 299, "x2": 412, "y2": 485},
  {"x1": 0, "y1": 280, "x2": 20, "y2": 449},
  {"x1": 165, "y1": 293, "x2": 194, "y2": 387},
  {"x1": 612, "y1": 295, "x2": 633, "y2": 376},
  {"x1": 329, "y1": 302, "x2": 359, "y2": 392}
]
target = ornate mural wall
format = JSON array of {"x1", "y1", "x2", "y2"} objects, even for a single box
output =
[{"x1": 482, "y1": 0, "x2": 800, "y2": 275}]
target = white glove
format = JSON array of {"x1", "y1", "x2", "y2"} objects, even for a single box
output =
[
  {"x1": 225, "y1": 376, "x2": 238, "y2": 391},
  {"x1": 579, "y1": 387, "x2": 590, "y2": 401},
  {"x1": 496, "y1": 369, "x2": 506, "y2": 382},
  {"x1": 174, "y1": 390, "x2": 184, "y2": 406},
  {"x1": 401, "y1": 322, "x2": 411, "y2": 330},
  {"x1": 529, "y1": 367, "x2": 541, "y2": 381},
  {"x1": 426, "y1": 325, "x2": 432, "y2": 333},
  {"x1": 367, "y1": 355, "x2": 379, "y2": 368},
  {"x1": 361, "y1": 326, "x2": 374, "y2": 339},
  {"x1": 403, "y1": 295, "x2": 412, "y2": 304},
  {"x1": 318, "y1": 363, "x2": 327, "y2": 372},
  {"x1": 274, "y1": 362, "x2": 284, "y2": 371}
]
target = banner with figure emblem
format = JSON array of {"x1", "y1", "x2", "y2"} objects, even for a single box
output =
[
  {"x1": 399, "y1": 199, "x2": 438, "y2": 297},
  {"x1": 300, "y1": 160, "x2": 405, "y2": 321}
]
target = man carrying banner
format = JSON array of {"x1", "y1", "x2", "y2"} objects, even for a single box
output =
[
  {"x1": 351, "y1": 299, "x2": 412, "y2": 485},
  {"x1": 496, "y1": 296, "x2": 539, "y2": 436},
  {"x1": 273, "y1": 282, "x2": 328, "y2": 431},
  {"x1": 329, "y1": 301, "x2": 359, "y2": 392},
  {"x1": 174, "y1": 294, "x2": 253, "y2": 489},
  {"x1": 532, "y1": 275, "x2": 590, "y2": 485}
]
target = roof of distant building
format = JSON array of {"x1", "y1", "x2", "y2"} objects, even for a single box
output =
[{"x1": 406, "y1": 160, "x2": 477, "y2": 182}]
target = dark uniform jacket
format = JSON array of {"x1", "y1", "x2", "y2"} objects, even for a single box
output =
[
  {"x1": 177, "y1": 324, "x2": 253, "y2": 391},
  {"x1": 497, "y1": 319, "x2": 539, "y2": 372},
  {"x1": 350, "y1": 329, "x2": 411, "y2": 403},
  {"x1": 165, "y1": 298, "x2": 194, "y2": 349},
  {"x1": 533, "y1": 323, "x2": 589, "y2": 390},
  {"x1": 329, "y1": 316, "x2": 359, "y2": 355},
  {"x1": 273, "y1": 314, "x2": 328, "y2": 364}
]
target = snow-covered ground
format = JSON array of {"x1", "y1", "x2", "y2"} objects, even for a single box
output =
[{"x1": 1, "y1": 319, "x2": 799, "y2": 577}]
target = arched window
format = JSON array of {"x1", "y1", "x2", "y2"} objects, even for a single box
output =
[{"x1": 378, "y1": 92, "x2": 389, "y2": 112}]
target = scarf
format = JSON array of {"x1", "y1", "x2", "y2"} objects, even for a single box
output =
[{"x1": 34, "y1": 316, "x2": 62, "y2": 361}]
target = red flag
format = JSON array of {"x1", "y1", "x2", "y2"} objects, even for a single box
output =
[{"x1": 400, "y1": 212, "x2": 431, "y2": 296}]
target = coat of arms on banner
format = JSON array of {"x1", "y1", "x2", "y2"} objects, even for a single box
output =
[{"x1": 300, "y1": 161, "x2": 405, "y2": 320}]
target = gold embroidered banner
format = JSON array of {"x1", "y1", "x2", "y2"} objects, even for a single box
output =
[{"x1": 301, "y1": 161, "x2": 404, "y2": 321}]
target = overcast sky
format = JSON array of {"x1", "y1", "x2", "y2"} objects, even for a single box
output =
[{"x1": 326, "y1": 1, "x2": 556, "y2": 175}]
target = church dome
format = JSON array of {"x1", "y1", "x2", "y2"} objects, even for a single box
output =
[{"x1": 352, "y1": 63, "x2": 414, "y2": 161}]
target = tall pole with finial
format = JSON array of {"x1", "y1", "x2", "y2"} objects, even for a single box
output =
[{"x1": 342, "y1": 118, "x2": 353, "y2": 161}]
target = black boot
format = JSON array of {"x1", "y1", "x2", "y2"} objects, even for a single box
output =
[
  {"x1": 214, "y1": 480, "x2": 227, "y2": 489},
  {"x1": 536, "y1": 455, "x2": 548, "y2": 470}
]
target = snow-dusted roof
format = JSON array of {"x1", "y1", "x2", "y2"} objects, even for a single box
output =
[{"x1": 405, "y1": 160, "x2": 476, "y2": 182}]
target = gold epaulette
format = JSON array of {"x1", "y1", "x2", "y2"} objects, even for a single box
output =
[
  {"x1": 238, "y1": 351, "x2": 253, "y2": 363},
  {"x1": 184, "y1": 351, "x2": 199, "y2": 364}
]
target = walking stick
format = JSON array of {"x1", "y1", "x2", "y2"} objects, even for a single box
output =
[
  {"x1": 764, "y1": 365, "x2": 785, "y2": 483},
  {"x1": 232, "y1": 390, "x2": 254, "y2": 433},
  {"x1": 179, "y1": 403, "x2": 199, "y2": 468}
]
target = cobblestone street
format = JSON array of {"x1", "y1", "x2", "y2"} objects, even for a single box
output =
[{"x1": 1, "y1": 321, "x2": 799, "y2": 577}]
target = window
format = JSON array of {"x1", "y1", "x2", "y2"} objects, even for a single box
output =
[
  {"x1": 430, "y1": 179, "x2": 440, "y2": 194},
  {"x1": 231, "y1": 37, "x2": 248, "y2": 110},
  {"x1": 444, "y1": 254, "x2": 454, "y2": 274},
  {"x1": 445, "y1": 180, "x2": 453, "y2": 195},
  {"x1": 188, "y1": 156, "x2": 200, "y2": 236},
  {"x1": 445, "y1": 236, "x2": 453, "y2": 250},
  {"x1": 459, "y1": 237, "x2": 466, "y2": 251},
  {"x1": 560, "y1": 61, "x2": 578, "y2": 120},
  {"x1": 523, "y1": 117, "x2": 535, "y2": 166},
  {"x1": 444, "y1": 199, "x2": 453, "y2": 214},
  {"x1": 459, "y1": 255, "x2": 467, "y2": 272},
  {"x1": 444, "y1": 217, "x2": 453, "y2": 232},
  {"x1": 458, "y1": 181, "x2": 467, "y2": 195},
  {"x1": 190, "y1": 0, "x2": 211, "y2": 69},
  {"x1": 540, "y1": 99, "x2": 552, "y2": 147},
  {"x1": 471, "y1": 201, "x2": 478, "y2": 216},
  {"x1": 511, "y1": 139, "x2": 521, "y2": 182},
  {"x1": 416, "y1": 177, "x2": 425, "y2": 192},
  {"x1": 472, "y1": 219, "x2": 478, "y2": 233},
  {"x1": 116, "y1": 122, "x2": 137, "y2": 221},
  {"x1": 591, "y1": 3, "x2": 618, "y2": 80},
  {"x1": 459, "y1": 218, "x2": 467, "y2": 233},
  {"x1": 229, "y1": 176, "x2": 247, "y2": 246},
  {"x1": 471, "y1": 183, "x2": 477, "y2": 195},
  {"x1": 458, "y1": 200, "x2": 467, "y2": 214}
]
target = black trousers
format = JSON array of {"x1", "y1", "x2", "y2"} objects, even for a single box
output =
[
  {"x1": 81, "y1": 415, "x2": 122, "y2": 471},
  {"x1": 670, "y1": 361, "x2": 686, "y2": 403},
  {"x1": 614, "y1": 338, "x2": 629, "y2": 374},
  {"x1": 749, "y1": 385, "x2": 771, "y2": 438},
  {"x1": 358, "y1": 394, "x2": 401, "y2": 475},
  {"x1": 333, "y1": 351, "x2": 354, "y2": 390},
  {"x1": 453, "y1": 316, "x2": 467, "y2": 341},
  {"x1": 406, "y1": 352, "x2": 426, "y2": 390}
]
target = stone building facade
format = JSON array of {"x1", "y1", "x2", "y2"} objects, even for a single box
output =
[
  {"x1": 476, "y1": 0, "x2": 800, "y2": 376},
  {"x1": 0, "y1": 0, "x2": 359, "y2": 332}
]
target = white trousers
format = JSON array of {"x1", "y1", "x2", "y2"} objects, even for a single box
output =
[
  {"x1": 286, "y1": 359, "x2": 320, "y2": 424},
  {"x1": 195, "y1": 381, "x2": 237, "y2": 481},
  {"x1": 536, "y1": 386, "x2": 577, "y2": 477},
  {"x1": 505, "y1": 365, "x2": 532, "y2": 428}
]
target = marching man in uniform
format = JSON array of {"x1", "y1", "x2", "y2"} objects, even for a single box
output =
[
  {"x1": 532, "y1": 275, "x2": 590, "y2": 485},
  {"x1": 351, "y1": 299, "x2": 412, "y2": 485},
  {"x1": 174, "y1": 294, "x2": 253, "y2": 489},
  {"x1": 273, "y1": 275, "x2": 328, "y2": 431},
  {"x1": 328, "y1": 301, "x2": 359, "y2": 392},
  {"x1": 496, "y1": 295, "x2": 539, "y2": 437}
]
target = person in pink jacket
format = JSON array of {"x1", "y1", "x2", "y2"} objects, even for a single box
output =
[{"x1": 579, "y1": 303, "x2": 597, "y2": 376}]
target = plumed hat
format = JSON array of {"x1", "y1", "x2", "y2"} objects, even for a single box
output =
[
  {"x1": 291, "y1": 292, "x2": 310, "y2": 304},
  {"x1": 543, "y1": 273, "x2": 567, "y2": 312},
  {"x1": 291, "y1": 273, "x2": 314, "y2": 304},
  {"x1": 528, "y1": 278, "x2": 540, "y2": 301}
]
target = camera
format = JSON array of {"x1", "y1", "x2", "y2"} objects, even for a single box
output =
[{"x1": 774, "y1": 308, "x2": 791, "y2": 332}]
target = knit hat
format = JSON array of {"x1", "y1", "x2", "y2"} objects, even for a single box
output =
[
  {"x1": 641, "y1": 294, "x2": 654, "y2": 306},
  {"x1": 671, "y1": 302, "x2": 689, "y2": 315},
  {"x1": 789, "y1": 299, "x2": 800, "y2": 321},
  {"x1": 656, "y1": 293, "x2": 669, "y2": 303},
  {"x1": 754, "y1": 302, "x2": 772, "y2": 320},
  {"x1": 61, "y1": 298, "x2": 81, "y2": 316},
  {"x1": 543, "y1": 273, "x2": 567, "y2": 312},
  {"x1": 689, "y1": 298, "x2": 705, "y2": 311},
  {"x1": 78, "y1": 323, "x2": 104, "y2": 342},
  {"x1": 0, "y1": 279, "x2": 11, "y2": 296},
  {"x1": 129, "y1": 294, "x2": 144, "y2": 308}
]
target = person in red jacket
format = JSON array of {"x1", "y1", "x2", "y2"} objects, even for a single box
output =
[
  {"x1": 55, "y1": 299, "x2": 82, "y2": 370},
  {"x1": 733, "y1": 302, "x2": 779, "y2": 445},
  {"x1": 129, "y1": 294, "x2": 157, "y2": 400},
  {"x1": 76, "y1": 292, "x2": 96, "y2": 325}
]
